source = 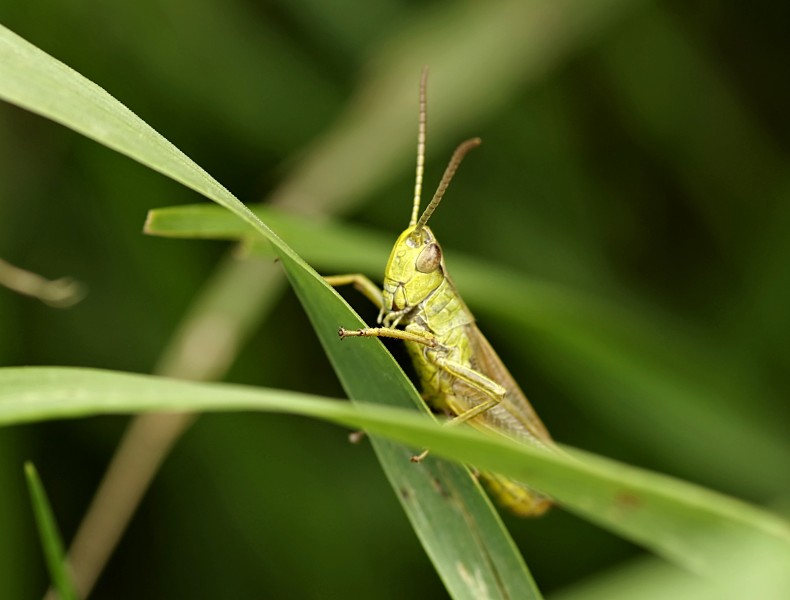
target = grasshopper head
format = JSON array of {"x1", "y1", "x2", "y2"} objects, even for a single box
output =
[
  {"x1": 379, "y1": 225, "x2": 445, "y2": 326},
  {"x1": 378, "y1": 70, "x2": 479, "y2": 327}
]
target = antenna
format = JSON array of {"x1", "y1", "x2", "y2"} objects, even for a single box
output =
[
  {"x1": 414, "y1": 137, "x2": 481, "y2": 233},
  {"x1": 410, "y1": 67, "x2": 429, "y2": 227}
]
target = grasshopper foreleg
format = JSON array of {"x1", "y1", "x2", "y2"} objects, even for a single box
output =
[
  {"x1": 324, "y1": 274, "x2": 384, "y2": 309},
  {"x1": 338, "y1": 326, "x2": 437, "y2": 347},
  {"x1": 328, "y1": 275, "x2": 438, "y2": 345},
  {"x1": 326, "y1": 274, "x2": 385, "y2": 445}
]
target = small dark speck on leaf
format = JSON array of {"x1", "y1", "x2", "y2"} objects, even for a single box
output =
[{"x1": 431, "y1": 477, "x2": 450, "y2": 498}]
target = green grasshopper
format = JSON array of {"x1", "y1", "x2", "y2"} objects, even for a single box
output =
[{"x1": 326, "y1": 69, "x2": 554, "y2": 516}]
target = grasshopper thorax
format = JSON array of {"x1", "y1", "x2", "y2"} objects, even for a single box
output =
[{"x1": 379, "y1": 225, "x2": 445, "y2": 326}]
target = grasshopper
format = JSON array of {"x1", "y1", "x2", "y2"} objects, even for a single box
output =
[{"x1": 326, "y1": 69, "x2": 554, "y2": 516}]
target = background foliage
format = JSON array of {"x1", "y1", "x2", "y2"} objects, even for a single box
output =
[{"x1": 1, "y1": 1, "x2": 788, "y2": 598}]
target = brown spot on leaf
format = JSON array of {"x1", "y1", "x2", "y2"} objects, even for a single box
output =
[{"x1": 615, "y1": 491, "x2": 643, "y2": 510}]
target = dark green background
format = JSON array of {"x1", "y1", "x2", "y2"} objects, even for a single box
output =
[{"x1": 1, "y1": 1, "x2": 789, "y2": 598}]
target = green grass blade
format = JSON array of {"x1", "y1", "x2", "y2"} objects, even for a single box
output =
[
  {"x1": 24, "y1": 462, "x2": 79, "y2": 600},
  {"x1": 144, "y1": 203, "x2": 390, "y2": 275},
  {"x1": 0, "y1": 23, "x2": 538, "y2": 600},
  {"x1": 2, "y1": 366, "x2": 789, "y2": 589},
  {"x1": 553, "y1": 553, "x2": 790, "y2": 600}
]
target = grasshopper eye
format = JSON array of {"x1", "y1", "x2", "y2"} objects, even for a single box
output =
[{"x1": 415, "y1": 243, "x2": 442, "y2": 273}]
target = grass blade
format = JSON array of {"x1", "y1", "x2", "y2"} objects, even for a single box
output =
[
  {"x1": 2, "y1": 366, "x2": 789, "y2": 590},
  {"x1": 24, "y1": 462, "x2": 79, "y2": 600}
]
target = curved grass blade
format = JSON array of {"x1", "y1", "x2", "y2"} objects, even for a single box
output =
[
  {"x1": 0, "y1": 23, "x2": 538, "y2": 600},
  {"x1": 2, "y1": 366, "x2": 789, "y2": 590}
]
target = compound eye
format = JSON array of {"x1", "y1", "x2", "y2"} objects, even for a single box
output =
[{"x1": 415, "y1": 243, "x2": 442, "y2": 273}]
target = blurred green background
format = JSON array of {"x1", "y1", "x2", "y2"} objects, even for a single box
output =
[{"x1": 1, "y1": 0, "x2": 789, "y2": 598}]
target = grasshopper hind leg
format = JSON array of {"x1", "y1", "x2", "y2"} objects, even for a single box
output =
[{"x1": 409, "y1": 357, "x2": 507, "y2": 462}]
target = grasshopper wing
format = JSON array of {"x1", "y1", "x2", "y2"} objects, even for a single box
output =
[{"x1": 465, "y1": 323, "x2": 553, "y2": 446}]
